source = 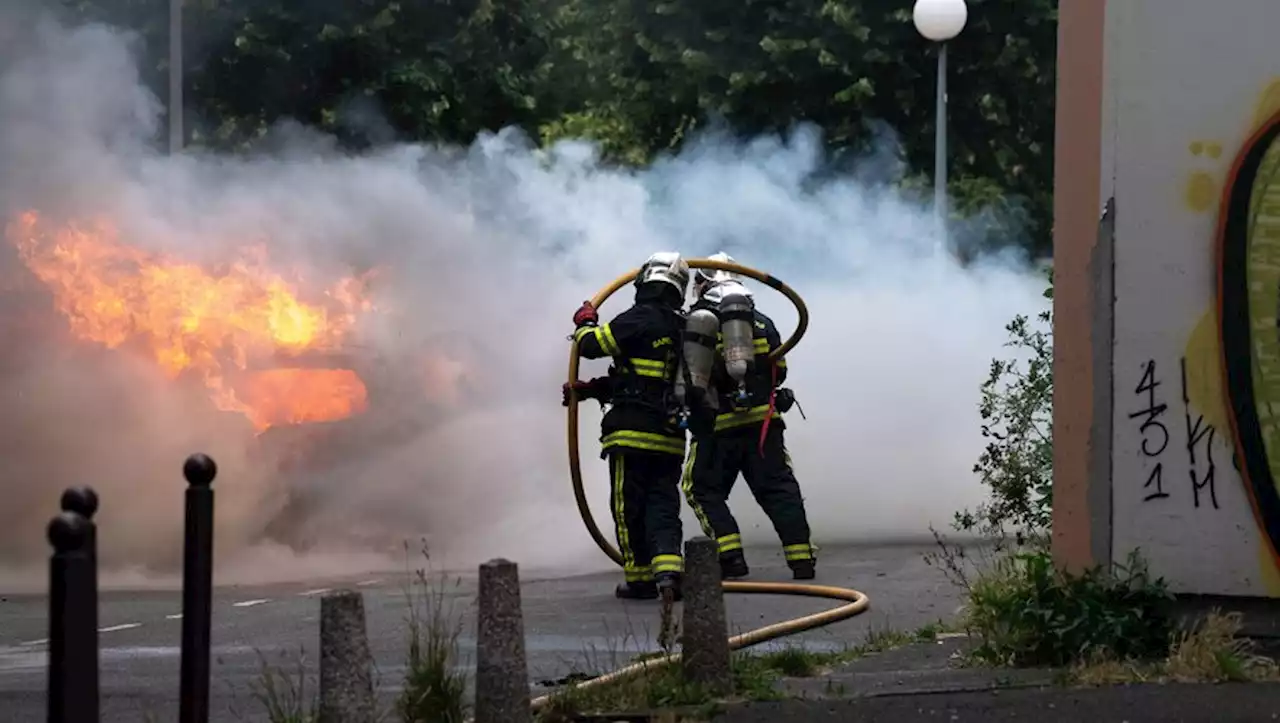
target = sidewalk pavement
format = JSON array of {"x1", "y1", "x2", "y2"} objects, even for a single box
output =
[
  {"x1": 723, "y1": 682, "x2": 1280, "y2": 722},
  {"x1": 720, "y1": 635, "x2": 1280, "y2": 722}
]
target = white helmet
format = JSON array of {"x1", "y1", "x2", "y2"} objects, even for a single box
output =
[
  {"x1": 636, "y1": 251, "x2": 691, "y2": 296},
  {"x1": 694, "y1": 251, "x2": 750, "y2": 302}
]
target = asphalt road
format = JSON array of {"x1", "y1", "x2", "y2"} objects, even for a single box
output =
[{"x1": 0, "y1": 541, "x2": 961, "y2": 722}]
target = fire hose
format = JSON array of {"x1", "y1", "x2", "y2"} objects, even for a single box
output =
[{"x1": 532, "y1": 259, "x2": 871, "y2": 711}]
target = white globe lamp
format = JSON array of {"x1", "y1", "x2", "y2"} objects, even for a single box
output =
[
  {"x1": 913, "y1": 0, "x2": 967, "y2": 255},
  {"x1": 913, "y1": 0, "x2": 968, "y2": 42}
]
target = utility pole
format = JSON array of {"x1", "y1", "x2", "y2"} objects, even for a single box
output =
[{"x1": 168, "y1": 0, "x2": 183, "y2": 153}]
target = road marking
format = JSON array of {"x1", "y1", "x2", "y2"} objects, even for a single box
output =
[
  {"x1": 232, "y1": 599, "x2": 270, "y2": 608},
  {"x1": 99, "y1": 623, "x2": 141, "y2": 633},
  {"x1": 165, "y1": 614, "x2": 183, "y2": 620},
  {"x1": 356, "y1": 579, "x2": 381, "y2": 587},
  {"x1": 18, "y1": 639, "x2": 47, "y2": 647},
  {"x1": 300, "y1": 588, "x2": 331, "y2": 597}
]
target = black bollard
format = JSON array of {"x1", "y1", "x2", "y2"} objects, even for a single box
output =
[
  {"x1": 59, "y1": 487, "x2": 99, "y2": 568},
  {"x1": 58, "y1": 487, "x2": 100, "y2": 716},
  {"x1": 178, "y1": 453, "x2": 217, "y2": 723},
  {"x1": 47, "y1": 511, "x2": 98, "y2": 723}
]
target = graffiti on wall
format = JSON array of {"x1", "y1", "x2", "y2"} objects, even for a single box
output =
[
  {"x1": 1218, "y1": 106, "x2": 1280, "y2": 572},
  {"x1": 1174, "y1": 78, "x2": 1280, "y2": 593},
  {"x1": 1128, "y1": 357, "x2": 1230, "y2": 508}
]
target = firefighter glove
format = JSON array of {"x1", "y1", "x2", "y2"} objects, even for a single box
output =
[
  {"x1": 562, "y1": 377, "x2": 611, "y2": 406},
  {"x1": 573, "y1": 300, "x2": 599, "y2": 327}
]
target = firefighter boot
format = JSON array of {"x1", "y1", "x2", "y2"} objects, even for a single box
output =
[
  {"x1": 655, "y1": 572, "x2": 683, "y2": 602},
  {"x1": 720, "y1": 551, "x2": 750, "y2": 580},
  {"x1": 615, "y1": 581, "x2": 659, "y2": 600},
  {"x1": 789, "y1": 559, "x2": 816, "y2": 581}
]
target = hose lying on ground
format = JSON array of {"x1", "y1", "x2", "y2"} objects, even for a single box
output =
[{"x1": 536, "y1": 259, "x2": 871, "y2": 711}]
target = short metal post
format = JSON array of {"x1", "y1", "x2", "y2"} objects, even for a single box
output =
[
  {"x1": 58, "y1": 487, "x2": 100, "y2": 716},
  {"x1": 47, "y1": 511, "x2": 97, "y2": 723},
  {"x1": 178, "y1": 454, "x2": 217, "y2": 723}
]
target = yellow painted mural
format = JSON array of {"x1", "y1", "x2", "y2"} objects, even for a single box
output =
[{"x1": 1181, "y1": 77, "x2": 1280, "y2": 595}]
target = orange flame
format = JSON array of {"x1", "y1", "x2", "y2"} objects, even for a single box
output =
[{"x1": 6, "y1": 210, "x2": 373, "y2": 431}]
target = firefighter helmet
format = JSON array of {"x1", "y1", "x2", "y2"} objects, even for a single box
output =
[
  {"x1": 636, "y1": 251, "x2": 691, "y2": 296},
  {"x1": 694, "y1": 251, "x2": 750, "y2": 303}
]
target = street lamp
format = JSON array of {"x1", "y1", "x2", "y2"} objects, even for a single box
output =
[{"x1": 912, "y1": 0, "x2": 967, "y2": 249}]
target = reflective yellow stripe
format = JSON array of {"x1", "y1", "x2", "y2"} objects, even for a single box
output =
[
  {"x1": 682, "y1": 441, "x2": 715, "y2": 537},
  {"x1": 598, "y1": 324, "x2": 621, "y2": 356},
  {"x1": 625, "y1": 566, "x2": 653, "y2": 582},
  {"x1": 714, "y1": 404, "x2": 780, "y2": 432},
  {"x1": 776, "y1": 358, "x2": 787, "y2": 368},
  {"x1": 783, "y1": 543, "x2": 815, "y2": 561},
  {"x1": 629, "y1": 358, "x2": 669, "y2": 378},
  {"x1": 652, "y1": 554, "x2": 683, "y2": 574},
  {"x1": 574, "y1": 325, "x2": 597, "y2": 343},
  {"x1": 613, "y1": 455, "x2": 635, "y2": 570},
  {"x1": 717, "y1": 534, "x2": 743, "y2": 553},
  {"x1": 602, "y1": 430, "x2": 686, "y2": 455}
]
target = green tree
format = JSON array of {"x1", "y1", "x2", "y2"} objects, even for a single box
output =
[
  {"x1": 62, "y1": 0, "x2": 1059, "y2": 255},
  {"x1": 63, "y1": 0, "x2": 560, "y2": 148},
  {"x1": 546, "y1": 0, "x2": 1058, "y2": 253}
]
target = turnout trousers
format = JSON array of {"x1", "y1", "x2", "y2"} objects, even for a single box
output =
[
  {"x1": 682, "y1": 424, "x2": 816, "y2": 565},
  {"x1": 608, "y1": 449, "x2": 685, "y2": 582}
]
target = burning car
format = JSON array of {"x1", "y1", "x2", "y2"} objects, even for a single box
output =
[{"x1": 3, "y1": 209, "x2": 482, "y2": 558}]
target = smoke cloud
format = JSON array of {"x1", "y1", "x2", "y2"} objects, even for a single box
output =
[{"x1": 0, "y1": 9, "x2": 1048, "y2": 590}]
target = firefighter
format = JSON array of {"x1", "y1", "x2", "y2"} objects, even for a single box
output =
[
  {"x1": 680, "y1": 252, "x2": 817, "y2": 581},
  {"x1": 563, "y1": 252, "x2": 691, "y2": 600}
]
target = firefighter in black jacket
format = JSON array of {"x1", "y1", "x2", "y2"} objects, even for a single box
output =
[
  {"x1": 681, "y1": 253, "x2": 816, "y2": 581},
  {"x1": 564, "y1": 252, "x2": 691, "y2": 600}
]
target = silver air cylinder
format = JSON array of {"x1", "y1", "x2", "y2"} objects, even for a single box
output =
[
  {"x1": 719, "y1": 287, "x2": 755, "y2": 389},
  {"x1": 675, "y1": 308, "x2": 720, "y2": 408}
]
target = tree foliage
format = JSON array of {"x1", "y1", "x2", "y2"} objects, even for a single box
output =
[{"x1": 57, "y1": 0, "x2": 1058, "y2": 252}]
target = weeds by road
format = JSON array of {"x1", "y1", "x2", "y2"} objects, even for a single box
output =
[
  {"x1": 397, "y1": 542, "x2": 469, "y2": 723},
  {"x1": 536, "y1": 622, "x2": 949, "y2": 720},
  {"x1": 244, "y1": 540, "x2": 469, "y2": 723}
]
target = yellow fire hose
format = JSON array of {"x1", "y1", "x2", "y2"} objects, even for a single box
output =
[{"x1": 532, "y1": 259, "x2": 871, "y2": 711}]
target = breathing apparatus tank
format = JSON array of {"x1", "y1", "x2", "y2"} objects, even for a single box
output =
[
  {"x1": 718, "y1": 283, "x2": 756, "y2": 408},
  {"x1": 674, "y1": 308, "x2": 720, "y2": 418}
]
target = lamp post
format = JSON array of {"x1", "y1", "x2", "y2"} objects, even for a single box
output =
[{"x1": 912, "y1": 0, "x2": 967, "y2": 251}]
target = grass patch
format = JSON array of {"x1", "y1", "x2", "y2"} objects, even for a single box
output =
[
  {"x1": 960, "y1": 549, "x2": 1174, "y2": 667},
  {"x1": 1069, "y1": 611, "x2": 1280, "y2": 685},
  {"x1": 537, "y1": 656, "x2": 750, "y2": 721},
  {"x1": 749, "y1": 620, "x2": 953, "y2": 679},
  {"x1": 396, "y1": 541, "x2": 470, "y2": 723},
  {"x1": 238, "y1": 540, "x2": 465, "y2": 723},
  {"x1": 543, "y1": 621, "x2": 951, "y2": 719},
  {"x1": 244, "y1": 647, "x2": 317, "y2": 723},
  {"x1": 932, "y1": 534, "x2": 1279, "y2": 684}
]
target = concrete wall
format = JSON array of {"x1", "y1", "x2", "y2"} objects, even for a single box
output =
[{"x1": 1054, "y1": 0, "x2": 1280, "y2": 596}]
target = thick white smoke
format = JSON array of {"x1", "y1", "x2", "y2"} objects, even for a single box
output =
[{"x1": 0, "y1": 11, "x2": 1048, "y2": 589}]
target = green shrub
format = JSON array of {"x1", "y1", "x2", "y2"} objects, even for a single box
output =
[
  {"x1": 965, "y1": 549, "x2": 1175, "y2": 667},
  {"x1": 956, "y1": 268, "x2": 1054, "y2": 546}
]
